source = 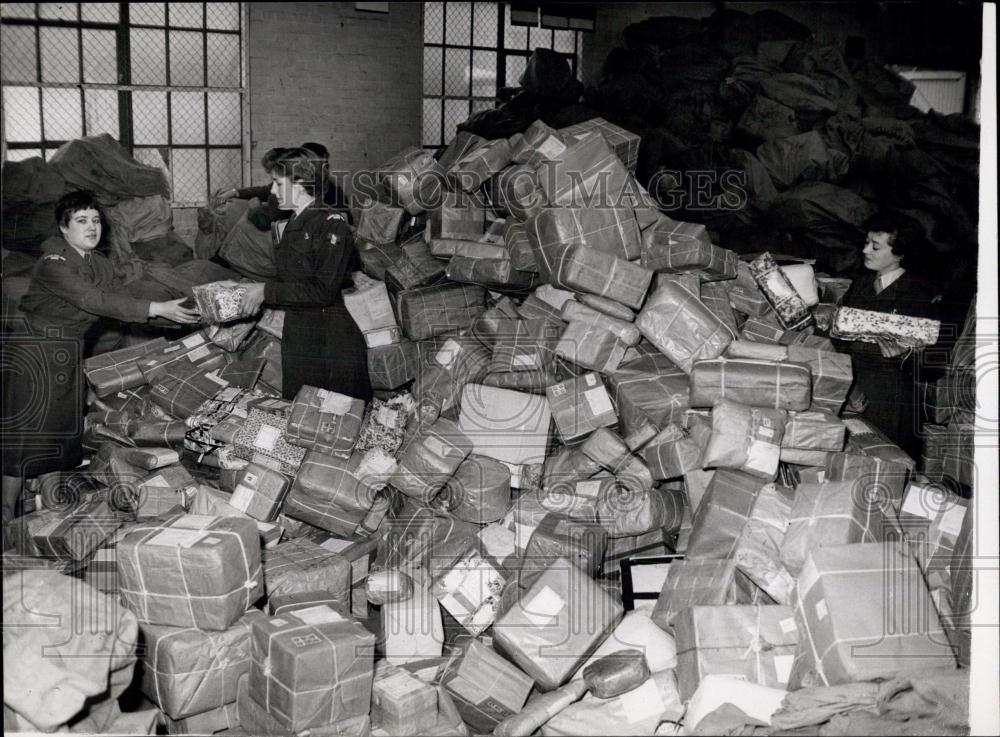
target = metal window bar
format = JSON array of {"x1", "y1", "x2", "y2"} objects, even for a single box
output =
[
  {"x1": 1, "y1": 2, "x2": 246, "y2": 206},
  {"x1": 421, "y1": 1, "x2": 582, "y2": 151}
]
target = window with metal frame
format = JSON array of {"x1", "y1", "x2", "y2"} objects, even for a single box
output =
[
  {"x1": 422, "y1": 1, "x2": 583, "y2": 151},
  {"x1": 1, "y1": 2, "x2": 246, "y2": 207}
]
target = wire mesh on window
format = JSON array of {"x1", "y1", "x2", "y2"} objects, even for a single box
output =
[
  {"x1": 131, "y1": 28, "x2": 167, "y2": 85},
  {"x1": 129, "y1": 3, "x2": 165, "y2": 26},
  {"x1": 424, "y1": 1, "x2": 444, "y2": 44},
  {"x1": 1, "y1": 25, "x2": 38, "y2": 82},
  {"x1": 40, "y1": 27, "x2": 80, "y2": 83},
  {"x1": 82, "y1": 29, "x2": 117, "y2": 84},
  {"x1": 207, "y1": 32, "x2": 240, "y2": 87},
  {"x1": 39, "y1": 3, "x2": 77, "y2": 21},
  {"x1": 2, "y1": 87, "x2": 42, "y2": 142},
  {"x1": 168, "y1": 2, "x2": 204, "y2": 29},
  {"x1": 1, "y1": 4, "x2": 36, "y2": 19},
  {"x1": 171, "y1": 91, "x2": 206, "y2": 145},
  {"x1": 206, "y1": 3, "x2": 240, "y2": 31},
  {"x1": 207, "y1": 92, "x2": 241, "y2": 145},
  {"x1": 42, "y1": 88, "x2": 83, "y2": 140},
  {"x1": 170, "y1": 30, "x2": 205, "y2": 86},
  {"x1": 443, "y1": 99, "x2": 470, "y2": 143},
  {"x1": 445, "y1": 2, "x2": 472, "y2": 46},
  {"x1": 81, "y1": 3, "x2": 119, "y2": 23},
  {"x1": 505, "y1": 55, "x2": 527, "y2": 88},
  {"x1": 472, "y1": 2, "x2": 497, "y2": 47},
  {"x1": 133, "y1": 90, "x2": 169, "y2": 145}
]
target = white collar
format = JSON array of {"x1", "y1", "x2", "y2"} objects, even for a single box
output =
[{"x1": 878, "y1": 267, "x2": 905, "y2": 289}]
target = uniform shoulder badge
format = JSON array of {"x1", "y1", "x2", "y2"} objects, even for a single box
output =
[
  {"x1": 326, "y1": 213, "x2": 345, "y2": 221},
  {"x1": 42, "y1": 254, "x2": 66, "y2": 262}
]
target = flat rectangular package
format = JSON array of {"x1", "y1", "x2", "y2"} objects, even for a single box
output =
[
  {"x1": 140, "y1": 609, "x2": 266, "y2": 720},
  {"x1": 458, "y1": 384, "x2": 551, "y2": 467},
  {"x1": 559, "y1": 117, "x2": 641, "y2": 174},
  {"x1": 227, "y1": 463, "x2": 289, "y2": 522},
  {"x1": 26, "y1": 496, "x2": 121, "y2": 561},
  {"x1": 790, "y1": 542, "x2": 955, "y2": 688},
  {"x1": 441, "y1": 638, "x2": 534, "y2": 734},
  {"x1": 396, "y1": 282, "x2": 487, "y2": 341},
  {"x1": 832, "y1": 306, "x2": 940, "y2": 347},
  {"x1": 546, "y1": 372, "x2": 619, "y2": 443},
  {"x1": 116, "y1": 513, "x2": 263, "y2": 631},
  {"x1": 604, "y1": 357, "x2": 691, "y2": 438},
  {"x1": 782, "y1": 410, "x2": 846, "y2": 451},
  {"x1": 492, "y1": 556, "x2": 623, "y2": 690},
  {"x1": 650, "y1": 557, "x2": 761, "y2": 630},
  {"x1": 641, "y1": 219, "x2": 738, "y2": 281},
  {"x1": 83, "y1": 337, "x2": 169, "y2": 396},
  {"x1": 685, "y1": 469, "x2": 764, "y2": 560},
  {"x1": 555, "y1": 321, "x2": 628, "y2": 374},
  {"x1": 286, "y1": 385, "x2": 366, "y2": 458},
  {"x1": 528, "y1": 207, "x2": 642, "y2": 275},
  {"x1": 636, "y1": 280, "x2": 734, "y2": 374},
  {"x1": 232, "y1": 398, "x2": 307, "y2": 476},
  {"x1": 689, "y1": 357, "x2": 811, "y2": 411},
  {"x1": 262, "y1": 538, "x2": 352, "y2": 604},
  {"x1": 249, "y1": 605, "x2": 376, "y2": 732},
  {"x1": 543, "y1": 243, "x2": 653, "y2": 310},
  {"x1": 538, "y1": 131, "x2": 630, "y2": 207}
]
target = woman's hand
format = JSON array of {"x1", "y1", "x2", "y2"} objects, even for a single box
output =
[
  {"x1": 876, "y1": 337, "x2": 907, "y2": 358},
  {"x1": 150, "y1": 298, "x2": 200, "y2": 324},
  {"x1": 238, "y1": 282, "x2": 266, "y2": 318}
]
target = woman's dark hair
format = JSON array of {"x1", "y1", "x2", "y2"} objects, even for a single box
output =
[
  {"x1": 260, "y1": 147, "x2": 290, "y2": 171},
  {"x1": 55, "y1": 190, "x2": 102, "y2": 228},
  {"x1": 866, "y1": 210, "x2": 922, "y2": 262},
  {"x1": 269, "y1": 147, "x2": 327, "y2": 197},
  {"x1": 301, "y1": 141, "x2": 329, "y2": 160}
]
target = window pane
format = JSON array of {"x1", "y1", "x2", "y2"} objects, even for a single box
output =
[
  {"x1": 170, "y1": 31, "x2": 205, "y2": 86},
  {"x1": 1, "y1": 4, "x2": 36, "y2": 19},
  {"x1": 444, "y1": 47, "x2": 470, "y2": 96},
  {"x1": 505, "y1": 55, "x2": 527, "y2": 88},
  {"x1": 422, "y1": 98, "x2": 442, "y2": 147},
  {"x1": 133, "y1": 147, "x2": 171, "y2": 179},
  {"x1": 443, "y1": 98, "x2": 469, "y2": 144},
  {"x1": 39, "y1": 3, "x2": 77, "y2": 20},
  {"x1": 171, "y1": 91, "x2": 206, "y2": 144},
  {"x1": 423, "y1": 46, "x2": 442, "y2": 97},
  {"x1": 529, "y1": 26, "x2": 552, "y2": 51},
  {"x1": 131, "y1": 29, "x2": 166, "y2": 85},
  {"x1": 206, "y1": 3, "x2": 240, "y2": 31},
  {"x1": 207, "y1": 92, "x2": 240, "y2": 144},
  {"x1": 82, "y1": 29, "x2": 117, "y2": 84},
  {"x1": 81, "y1": 3, "x2": 119, "y2": 23},
  {"x1": 424, "y1": 1, "x2": 443, "y2": 44},
  {"x1": 40, "y1": 27, "x2": 80, "y2": 83},
  {"x1": 171, "y1": 148, "x2": 208, "y2": 202},
  {"x1": 504, "y1": 18, "x2": 526, "y2": 50},
  {"x1": 2, "y1": 87, "x2": 41, "y2": 142},
  {"x1": 5, "y1": 149, "x2": 43, "y2": 162},
  {"x1": 473, "y1": 2, "x2": 497, "y2": 48},
  {"x1": 207, "y1": 33, "x2": 240, "y2": 87},
  {"x1": 84, "y1": 89, "x2": 119, "y2": 138},
  {"x1": 1, "y1": 25, "x2": 38, "y2": 82},
  {"x1": 169, "y1": 2, "x2": 204, "y2": 28},
  {"x1": 209, "y1": 148, "x2": 242, "y2": 193},
  {"x1": 42, "y1": 88, "x2": 83, "y2": 141},
  {"x1": 130, "y1": 3, "x2": 165, "y2": 25},
  {"x1": 133, "y1": 90, "x2": 168, "y2": 144},
  {"x1": 553, "y1": 30, "x2": 574, "y2": 54},
  {"x1": 445, "y1": 2, "x2": 471, "y2": 46},
  {"x1": 471, "y1": 50, "x2": 496, "y2": 97}
]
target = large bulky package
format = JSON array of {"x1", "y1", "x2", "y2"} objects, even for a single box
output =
[
  {"x1": 528, "y1": 207, "x2": 642, "y2": 274},
  {"x1": 286, "y1": 385, "x2": 365, "y2": 458},
  {"x1": 442, "y1": 454, "x2": 512, "y2": 523},
  {"x1": 262, "y1": 538, "x2": 352, "y2": 604},
  {"x1": 368, "y1": 339, "x2": 419, "y2": 390},
  {"x1": 702, "y1": 399, "x2": 787, "y2": 481},
  {"x1": 428, "y1": 191, "x2": 486, "y2": 240},
  {"x1": 492, "y1": 556, "x2": 623, "y2": 690},
  {"x1": 396, "y1": 282, "x2": 487, "y2": 341},
  {"x1": 511, "y1": 119, "x2": 567, "y2": 167},
  {"x1": 147, "y1": 360, "x2": 232, "y2": 421},
  {"x1": 559, "y1": 117, "x2": 642, "y2": 174},
  {"x1": 488, "y1": 317, "x2": 560, "y2": 375},
  {"x1": 458, "y1": 384, "x2": 551, "y2": 467},
  {"x1": 733, "y1": 483, "x2": 797, "y2": 605},
  {"x1": 689, "y1": 357, "x2": 812, "y2": 410},
  {"x1": 538, "y1": 132, "x2": 630, "y2": 207},
  {"x1": 561, "y1": 300, "x2": 641, "y2": 345},
  {"x1": 782, "y1": 409, "x2": 846, "y2": 451},
  {"x1": 642, "y1": 422, "x2": 709, "y2": 480},
  {"x1": 650, "y1": 557, "x2": 761, "y2": 630},
  {"x1": 554, "y1": 320, "x2": 628, "y2": 374},
  {"x1": 541, "y1": 242, "x2": 653, "y2": 310},
  {"x1": 605, "y1": 355, "x2": 690, "y2": 437},
  {"x1": 249, "y1": 604, "x2": 376, "y2": 731},
  {"x1": 641, "y1": 218, "x2": 738, "y2": 281},
  {"x1": 227, "y1": 462, "x2": 290, "y2": 522},
  {"x1": 447, "y1": 137, "x2": 512, "y2": 192},
  {"x1": 163, "y1": 702, "x2": 239, "y2": 735},
  {"x1": 636, "y1": 279, "x2": 734, "y2": 373},
  {"x1": 236, "y1": 672, "x2": 371, "y2": 736},
  {"x1": 686, "y1": 468, "x2": 764, "y2": 559},
  {"x1": 825, "y1": 448, "x2": 911, "y2": 515},
  {"x1": 24, "y1": 496, "x2": 121, "y2": 561},
  {"x1": 370, "y1": 660, "x2": 440, "y2": 736},
  {"x1": 446, "y1": 254, "x2": 537, "y2": 290},
  {"x1": 546, "y1": 372, "x2": 619, "y2": 443},
  {"x1": 393, "y1": 418, "x2": 474, "y2": 501},
  {"x1": 378, "y1": 147, "x2": 446, "y2": 215},
  {"x1": 897, "y1": 478, "x2": 969, "y2": 578},
  {"x1": 83, "y1": 337, "x2": 169, "y2": 396},
  {"x1": 355, "y1": 198, "x2": 405, "y2": 245},
  {"x1": 440, "y1": 638, "x2": 534, "y2": 733},
  {"x1": 116, "y1": 513, "x2": 263, "y2": 630}
]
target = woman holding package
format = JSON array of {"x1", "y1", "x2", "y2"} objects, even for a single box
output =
[
  {"x1": 1, "y1": 191, "x2": 199, "y2": 533},
  {"x1": 232, "y1": 147, "x2": 372, "y2": 402},
  {"x1": 836, "y1": 212, "x2": 938, "y2": 459}
]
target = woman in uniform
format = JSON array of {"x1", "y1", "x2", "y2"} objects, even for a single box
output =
[
  {"x1": 836, "y1": 212, "x2": 939, "y2": 459},
  {"x1": 231, "y1": 147, "x2": 372, "y2": 402},
  {"x1": 1, "y1": 191, "x2": 199, "y2": 531}
]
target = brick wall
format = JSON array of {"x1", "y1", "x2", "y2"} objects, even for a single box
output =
[{"x1": 246, "y1": 2, "x2": 423, "y2": 195}]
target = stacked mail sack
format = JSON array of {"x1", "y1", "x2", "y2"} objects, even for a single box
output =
[{"x1": 11, "y1": 120, "x2": 967, "y2": 736}]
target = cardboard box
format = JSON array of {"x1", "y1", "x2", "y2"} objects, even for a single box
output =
[
  {"x1": 371, "y1": 660, "x2": 440, "y2": 736},
  {"x1": 458, "y1": 384, "x2": 551, "y2": 467},
  {"x1": 675, "y1": 605, "x2": 799, "y2": 700},
  {"x1": 636, "y1": 280, "x2": 734, "y2": 374},
  {"x1": 141, "y1": 610, "x2": 266, "y2": 720},
  {"x1": 441, "y1": 638, "x2": 534, "y2": 733},
  {"x1": 689, "y1": 358, "x2": 812, "y2": 411},
  {"x1": 790, "y1": 543, "x2": 955, "y2": 687},
  {"x1": 117, "y1": 513, "x2": 263, "y2": 630},
  {"x1": 492, "y1": 557, "x2": 623, "y2": 690},
  {"x1": 249, "y1": 605, "x2": 375, "y2": 731}
]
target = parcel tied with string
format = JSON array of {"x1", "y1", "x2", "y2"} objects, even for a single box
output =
[{"x1": 116, "y1": 513, "x2": 263, "y2": 631}]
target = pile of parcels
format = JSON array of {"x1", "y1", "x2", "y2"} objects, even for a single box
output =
[{"x1": 3, "y1": 120, "x2": 972, "y2": 736}]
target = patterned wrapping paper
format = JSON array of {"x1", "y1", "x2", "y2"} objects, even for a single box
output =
[
  {"x1": 183, "y1": 385, "x2": 259, "y2": 450},
  {"x1": 432, "y1": 546, "x2": 507, "y2": 636},
  {"x1": 495, "y1": 163, "x2": 546, "y2": 222},
  {"x1": 25, "y1": 496, "x2": 122, "y2": 561},
  {"x1": 356, "y1": 396, "x2": 411, "y2": 456},
  {"x1": 228, "y1": 463, "x2": 289, "y2": 522},
  {"x1": 488, "y1": 318, "x2": 561, "y2": 375},
  {"x1": 84, "y1": 337, "x2": 170, "y2": 397},
  {"x1": 561, "y1": 300, "x2": 641, "y2": 346},
  {"x1": 440, "y1": 638, "x2": 535, "y2": 734},
  {"x1": 445, "y1": 255, "x2": 538, "y2": 290},
  {"x1": 447, "y1": 138, "x2": 513, "y2": 192},
  {"x1": 700, "y1": 281, "x2": 740, "y2": 335},
  {"x1": 812, "y1": 301, "x2": 836, "y2": 332},
  {"x1": 192, "y1": 281, "x2": 248, "y2": 324},
  {"x1": 392, "y1": 417, "x2": 474, "y2": 502},
  {"x1": 546, "y1": 372, "x2": 619, "y2": 444},
  {"x1": 782, "y1": 410, "x2": 846, "y2": 451},
  {"x1": 686, "y1": 468, "x2": 766, "y2": 560},
  {"x1": 492, "y1": 556, "x2": 624, "y2": 691},
  {"x1": 284, "y1": 449, "x2": 395, "y2": 537},
  {"x1": 355, "y1": 199, "x2": 405, "y2": 245},
  {"x1": 650, "y1": 557, "x2": 762, "y2": 630},
  {"x1": 790, "y1": 542, "x2": 954, "y2": 689},
  {"x1": 511, "y1": 119, "x2": 567, "y2": 167},
  {"x1": 748, "y1": 253, "x2": 813, "y2": 330},
  {"x1": 726, "y1": 260, "x2": 771, "y2": 317},
  {"x1": 505, "y1": 219, "x2": 538, "y2": 273},
  {"x1": 248, "y1": 605, "x2": 376, "y2": 732},
  {"x1": 636, "y1": 279, "x2": 735, "y2": 374},
  {"x1": 117, "y1": 513, "x2": 263, "y2": 631},
  {"x1": 832, "y1": 305, "x2": 941, "y2": 347},
  {"x1": 689, "y1": 357, "x2": 812, "y2": 411},
  {"x1": 140, "y1": 609, "x2": 266, "y2": 720},
  {"x1": 528, "y1": 207, "x2": 643, "y2": 276},
  {"x1": 538, "y1": 131, "x2": 631, "y2": 208},
  {"x1": 641, "y1": 220, "x2": 738, "y2": 281},
  {"x1": 232, "y1": 398, "x2": 307, "y2": 476},
  {"x1": 642, "y1": 422, "x2": 710, "y2": 480},
  {"x1": 674, "y1": 605, "x2": 799, "y2": 700},
  {"x1": 368, "y1": 339, "x2": 419, "y2": 391},
  {"x1": 559, "y1": 117, "x2": 641, "y2": 174},
  {"x1": 262, "y1": 538, "x2": 352, "y2": 603},
  {"x1": 285, "y1": 385, "x2": 365, "y2": 459},
  {"x1": 702, "y1": 399, "x2": 787, "y2": 481},
  {"x1": 441, "y1": 454, "x2": 512, "y2": 524},
  {"x1": 148, "y1": 361, "x2": 232, "y2": 420},
  {"x1": 779, "y1": 480, "x2": 885, "y2": 577},
  {"x1": 733, "y1": 483, "x2": 797, "y2": 605},
  {"x1": 378, "y1": 146, "x2": 446, "y2": 215},
  {"x1": 555, "y1": 320, "x2": 628, "y2": 374},
  {"x1": 396, "y1": 282, "x2": 487, "y2": 341}
]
